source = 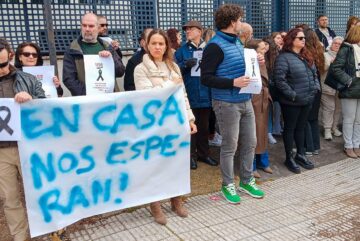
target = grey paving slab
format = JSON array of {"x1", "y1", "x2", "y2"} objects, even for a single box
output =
[{"x1": 34, "y1": 158, "x2": 360, "y2": 241}]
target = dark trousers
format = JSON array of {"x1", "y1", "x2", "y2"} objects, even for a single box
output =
[
  {"x1": 305, "y1": 92, "x2": 321, "y2": 152},
  {"x1": 209, "y1": 108, "x2": 216, "y2": 135},
  {"x1": 191, "y1": 108, "x2": 211, "y2": 160},
  {"x1": 281, "y1": 104, "x2": 312, "y2": 158}
]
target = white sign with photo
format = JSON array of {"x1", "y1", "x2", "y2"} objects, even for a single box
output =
[
  {"x1": 0, "y1": 98, "x2": 21, "y2": 141},
  {"x1": 239, "y1": 48, "x2": 262, "y2": 94},
  {"x1": 84, "y1": 55, "x2": 115, "y2": 95},
  {"x1": 191, "y1": 50, "x2": 203, "y2": 77},
  {"x1": 23, "y1": 66, "x2": 58, "y2": 98}
]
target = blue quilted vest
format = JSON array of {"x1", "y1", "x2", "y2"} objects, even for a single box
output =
[{"x1": 207, "y1": 31, "x2": 251, "y2": 103}]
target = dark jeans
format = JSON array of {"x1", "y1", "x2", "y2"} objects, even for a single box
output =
[
  {"x1": 281, "y1": 103, "x2": 312, "y2": 158},
  {"x1": 209, "y1": 108, "x2": 216, "y2": 135},
  {"x1": 191, "y1": 108, "x2": 211, "y2": 160}
]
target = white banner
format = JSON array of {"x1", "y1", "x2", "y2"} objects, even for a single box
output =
[
  {"x1": 240, "y1": 48, "x2": 262, "y2": 94},
  {"x1": 0, "y1": 98, "x2": 21, "y2": 141},
  {"x1": 84, "y1": 55, "x2": 115, "y2": 95},
  {"x1": 18, "y1": 86, "x2": 191, "y2": 237},
  {"x1": 23, "y1": 66, "x2": 58, "y2": 98}
]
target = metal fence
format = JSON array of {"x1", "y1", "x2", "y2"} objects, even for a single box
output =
[{"x1": 0, "y1": 0, "x2": 359, "y2": 55}]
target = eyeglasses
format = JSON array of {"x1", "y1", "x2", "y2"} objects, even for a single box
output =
[
  {"x1": 295, "y1": 37, "x2": 306, "y2": 41},
  {"x1": 0, "y1": 60, "x2": 9, "y2": 68},
  {"x1": 21, "y1": 52, "x2": 38, "y2": 58},
  {"x1": 100, "y1": 24, "x2": 108, "y2": 27}
]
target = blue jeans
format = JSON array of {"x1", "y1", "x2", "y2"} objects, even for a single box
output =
[
  {"x1": 268, "y1": 103, "x2": 273, "y2": 134},
  {"x1": 213, "y1": 99, "x2": 256, "y2": 185},
  {"x1": 253, "y1": 151, "x2": 270, "y2": 170},
  {"x1": 273, "y1": 101, "x2": 282, "y2": 134}
]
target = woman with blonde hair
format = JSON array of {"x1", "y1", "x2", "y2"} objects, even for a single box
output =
[
  {"x1": 332, "y1": 25, "x2": 360, "y2": 158},
  {"x1": 134, "y1": 28, "x2": 197, "y2": 225}
]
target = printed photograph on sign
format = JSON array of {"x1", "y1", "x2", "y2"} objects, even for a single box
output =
[
  {"x1": 0, "y1": 98, "x2": 21, "y2": 141},
  {"x1": 240, "y1": 48, "x2": 262, "y2": 94},
  {"x1": 84, "y1": 55, "x2": 115, "y2": 95},
  {"x1": 23, "y1": 66, "x2": 58, "y2": 98}
]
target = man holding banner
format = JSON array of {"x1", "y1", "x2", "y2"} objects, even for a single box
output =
[
  {"x1": 63, "y1": 12, "x2": 125, "y2": 96},
  {"x1": 0, "y1": 38, "x2": 45, "y2": 241}
]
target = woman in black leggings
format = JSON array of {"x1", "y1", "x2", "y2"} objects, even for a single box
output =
[{"x1": 273, "y1": 28, "x2": 320, "y2": 174}]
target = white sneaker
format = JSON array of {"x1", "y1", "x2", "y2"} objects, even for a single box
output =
[
  {"x1": 332, "y1": 128, "x2": 342, "y2": 137},
  {"x1": 324, "y1": 129, "x2": 332, "y2": 141},
  {"x1": 268, "y1": 133, "x2": 277, "y2": 144},
  {"x1": 209, "y1": 132, "x2": 222, "y2": 146}
]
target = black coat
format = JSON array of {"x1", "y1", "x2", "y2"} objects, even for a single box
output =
[
  {"x1": 274, "y1": 51, "x2": 320, "y2": 106},
  {"x1": 123, "y1": 48, "x2": 146, "y2": 91},
  {"x1": 332, "y1": 42, "x2": 360, "y2": 99}
]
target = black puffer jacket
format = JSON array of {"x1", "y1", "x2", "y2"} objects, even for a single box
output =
[
  {"x1": 332, "y1": 42, "x2": 360, "y2": 99},
  {"x1": 274, "y1": 51, "x2": 320, "y2": 106}
]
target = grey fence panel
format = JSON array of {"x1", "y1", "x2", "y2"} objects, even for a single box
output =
[
  {"x1": 158, "y1": 0, "x2": 217, "y2": 36},
  {"x1": 1, "y1": 0, "x2": 360, "y2": 54},
  {"x1": 221, "y1": 0, "x2": 273, "y2": 38},
  {"x1": 325, "y1": 0, "x2": 352, "y2": 37}
]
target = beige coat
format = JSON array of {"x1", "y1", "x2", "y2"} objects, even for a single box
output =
[
  {"x1": 252, "y1": 64, "x2": 270, "y2": 154},
  {"x1": 134, "y1": 54, "x2": 195, "y2": 122},
  {"x1": 321, "y1": 50, "x2": 337, "y2": 96}
]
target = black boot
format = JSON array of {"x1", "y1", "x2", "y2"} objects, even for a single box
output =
[
  {"x1": 284, "y1": 155, "x2": 301, "y2": 174},
  {"x1": 295, "y1": 154, "x2": 314, "y2": 170}
]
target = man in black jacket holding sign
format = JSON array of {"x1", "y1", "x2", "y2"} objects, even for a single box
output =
[{"x1": 0, "y1": 38, "x2": 45, "y2": 241}]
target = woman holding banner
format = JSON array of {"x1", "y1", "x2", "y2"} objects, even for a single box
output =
[
  {"x1": 134, "y1": 29, "x2": 197, "y2": 225},
  {"x1": 15, "y1": 42, "x2": 63, "y2": 97}
]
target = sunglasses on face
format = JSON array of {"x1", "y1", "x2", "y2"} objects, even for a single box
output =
[
  {"x1": 0, "y1": 60, "x2": 9, "y2": 68},
  {"x1": 295, "y1": 37, "x2": 306, "y2": 41},
  {"x1": 21, "y1": 52, "x2": 38, "y2": 58},
  {"x1": 100, "y1": 24, "x2": 108, "y2": 27}
]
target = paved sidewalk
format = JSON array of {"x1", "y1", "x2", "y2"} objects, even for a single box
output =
[{"x1": 41, "y1": 158, "x2": 360, "y2": 241}]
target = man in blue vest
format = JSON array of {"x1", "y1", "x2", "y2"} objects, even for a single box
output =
[
  {"x1": 175, "y1": 20, "x2": 218, "y2": 170},
  {"x1": 201, "y1": 4, "x2": 264, "y2": 204}
]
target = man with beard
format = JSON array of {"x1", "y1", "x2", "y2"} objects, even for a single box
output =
[{"x1": 63, "y1": 13, "x2": 125, "y2": 96}]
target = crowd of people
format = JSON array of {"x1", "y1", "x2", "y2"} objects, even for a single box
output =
[{"x1": 1, "y1": 4, "x2": 360, "y2": 241}]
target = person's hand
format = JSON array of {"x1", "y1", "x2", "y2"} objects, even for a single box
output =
[
  {"x1": 14, "y1": 91, "x2": 32, "y2": 103},
  {"x1": 53, "y1": 76, "x2": 61, "y2": 88},
  {"x1": 99, "y1": 50, "x2": 112, "y2": 57},
  {"x1": 233, "y1": 76, "x2": 250, "y2": 88},
  {"x1": 185, "y1": 58, "x2": 197, "y2": 68},
  {"x1": 111, "y1": 40, "x2": 120, "y2": 50},
  {"x1": 190, "y1": 121, "x2": 197, "y2": 134},
  {"x1": 257, "y1": 53, "x2": 265, "y2": 65}
]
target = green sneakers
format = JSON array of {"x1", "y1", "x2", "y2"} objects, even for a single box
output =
[
  {"x1": 221, "y1": 183, "x2": 241, "y2": 204},
  {"x1": 239, "y1": 177, "x2": 265, "y2": 199}
]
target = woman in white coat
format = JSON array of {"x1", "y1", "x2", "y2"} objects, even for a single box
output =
[{"x1": 134, "y1": 28, "x2": 197, "y2": 225}]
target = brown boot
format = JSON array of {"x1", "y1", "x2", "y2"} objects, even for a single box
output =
[
  {"x1": 353, "y1": 148, "x2": 360, "y2": 157},
  {"x1": 170, "y1": 196, "x2": 188, "y2": 218},
  {"x1": 150, "y1": 202, "x2": 167, "y2": 225},
  {"x1": 344, "y1": 148, "x2": 358, "y2": 158}
]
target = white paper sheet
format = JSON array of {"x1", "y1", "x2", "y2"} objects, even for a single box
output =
[
  {"x1": 0, "y1": 98, "x2": 21, "y2": 141},
  {"x1": 84, "y1": 55, "x2": 115, "y2": 95},
  {"x1": 239, "y1": 48, "x2": 262, "y2": 94},
  {"x1": 23, "y1": 66, "x2": 58, "y2": 98}
]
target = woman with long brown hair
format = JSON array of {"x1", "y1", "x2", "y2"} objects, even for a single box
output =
[
  {"x1": 274, "y1": 28, "x2": 320, "y2": 174},
  {"x1": 303, "y1": 28, "x2": 325, "y2": 156},
  {"x1": 134, "y1": 28, "x2": 197, "y2": 225}
]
